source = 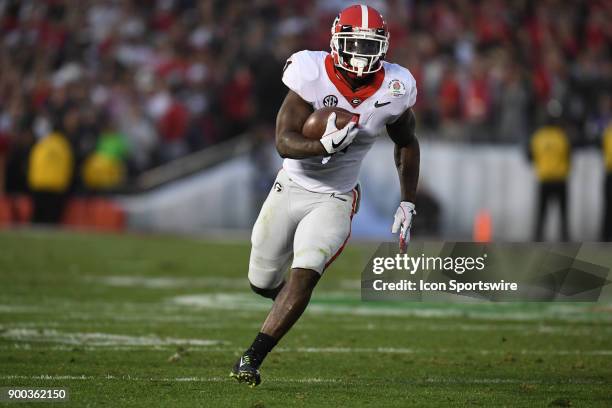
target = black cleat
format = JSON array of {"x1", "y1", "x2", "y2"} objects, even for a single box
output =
[{"x1": 230, "y1": 353, "x2": 261, "y2": 387}]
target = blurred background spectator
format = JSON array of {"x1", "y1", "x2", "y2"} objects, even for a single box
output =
[
  {"x1": 529, "y1": 108, "x2": 571, "y2": 241},
  {"x1": 603, "y1": 121, "x2": 612, "y2": 240},
  {"x1": 27, "y1": 131, "x2": 73, "y2": 223}
]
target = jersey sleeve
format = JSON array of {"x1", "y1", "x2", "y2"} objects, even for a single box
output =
[
  {"x1": 281, "y1": 50, "x2": 321, "y2": 104},
  {"x1": 404, "y1": 72, "x2": 417, "y2": 109},
  {"x1": 397, "y1": 67, "x2": 417, "y2": 111},
  {"x1": 386, "y1": 65, "x2": 418, "y2": 124}
]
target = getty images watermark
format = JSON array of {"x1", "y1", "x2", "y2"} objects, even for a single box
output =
[
  {"x1": 361, "y1": 242, "x2": 612, "y2": 302},
  {"x1": 371, "y1": 252, "x2": 518, "y2": 293}
]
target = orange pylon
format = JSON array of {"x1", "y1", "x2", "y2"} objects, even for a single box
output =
[{"x1": 473, "y1": 210, "x2": 492, "y2": 242}]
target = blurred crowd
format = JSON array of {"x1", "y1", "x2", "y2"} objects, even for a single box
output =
[
  {"x1": 402, "y1": 0, "x2": 612, "y2": 144},
  {"x1": 0, "y1": 0, "x2": 611, "y2": 197}
]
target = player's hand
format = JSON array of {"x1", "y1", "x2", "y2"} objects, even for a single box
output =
[
  {"x1": 391, "y1": 201, "x2": 416, "y2": 253},
  {"x1": 320, "y1": 112, "x2": 358, "y2": 154}
]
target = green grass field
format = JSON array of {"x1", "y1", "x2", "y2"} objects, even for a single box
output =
[{"x1": 0, "y1": 230, "x2": 611, "y2": 407}]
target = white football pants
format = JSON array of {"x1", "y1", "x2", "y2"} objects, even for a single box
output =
[{"x1": 248, "y1": 169, "x2": 358, "y2": 289}]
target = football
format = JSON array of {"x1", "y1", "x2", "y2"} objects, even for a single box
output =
[{"x1": 302, "y1": 106, "x2": 357, "y2": 140}]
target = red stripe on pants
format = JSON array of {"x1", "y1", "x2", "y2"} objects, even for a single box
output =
[{"x1": 323, "y1": 188, "x2": 358, "y2": 271}]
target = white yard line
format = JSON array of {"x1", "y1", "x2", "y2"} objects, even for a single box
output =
[
  {"x1": 0, "y1": 374, "x2": 340, "y2": 383},
  {"x1": 0, "y1": 328, "x2": 227, "y2": 347},
  {"x1": 6, "y1": 320, "x2": 611, "y2": 336},
  {"x1": 334, "y1": 322, "x2": 612, "y2": 335},
  {"x1": 169, "y1": 293, "x2": 612, "y2": 322},
  {"x1": 3, "y1": 293, "x2": 612, "y2": 323},
  {"x1": 0, "y1": 374, "x2": 93, "y2": 380},
  {"x1": 0, "y1": 305, "x2": 43, "y2": 313},
  {"x1": 4, "y1": 316, "x2": 611, "y2": 336},
  {"x1": 277, "y1": 347, "x2": 612, "y2": 356},
  {"x1": 86, "y1": 276, "x2": 248, "y2": 289},
  {"x1": 0, "y1": 374, "x2": 605, "y2": 385},
  {"x1": 1, "y1": 339, "x2": 611, "y2": 356},
  {"x1": 89, "y1": 275, "x2": 361, "y2": 292}
]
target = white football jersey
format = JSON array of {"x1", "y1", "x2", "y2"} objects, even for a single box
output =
[{"x1": 281, "y1": 50, "x2": 417, "y2": 193}]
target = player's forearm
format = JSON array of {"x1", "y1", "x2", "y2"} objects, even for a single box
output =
[
  {"x1": 395, "y1": 139, "x2": 420, "y2": 203},
  {"x1": 276, "y1": 131, "x2": 327, "y2": 159}
]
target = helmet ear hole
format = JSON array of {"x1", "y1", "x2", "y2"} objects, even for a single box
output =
[{"x1": 333, "y1": 37, "x2": 340, "y2": 51}]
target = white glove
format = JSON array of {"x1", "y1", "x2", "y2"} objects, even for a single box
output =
[
  {"x1": 391, "y1": 201, "x2": 416, "y2": 253},
  {"x1": 320, "y1": 112, "x2": 358, "y2": 154}
]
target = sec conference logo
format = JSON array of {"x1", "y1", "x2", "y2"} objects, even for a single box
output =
[{"x1": 323, "y1": 95, "x2": 338, "y2": 107}]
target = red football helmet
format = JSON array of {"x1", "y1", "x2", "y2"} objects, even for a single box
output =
[{"x1": 330, "y1": 4, "x2": 389, "y2": 77}]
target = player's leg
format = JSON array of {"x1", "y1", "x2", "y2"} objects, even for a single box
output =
[
  {"x1": 247, "y1": 171, "x2": 296, "y2": 299},
  {"x1": 255, "y1": 190, "x2": 357, "y2": 340},
  {"x1": 535, "y1": 182, "x2": 548, "y2": 241},
  {"x1": 249, "y1": 262, "x2": 288, "y2": 299},
  {"x1": 232, "y1": 188, "x2": 357, "y2": 387},
  {"x1": 229, "y1": 267, "x2": 319, "y2": 385},
  {"x1": 231, "y1": 171, "x2": 297, "y2": 386},
  {"x1": 259, "y1": 267, "x2": 320, "y2": 338},
  {"x1": 604, "y1": 174, "x2": 612, "y2": 241}
]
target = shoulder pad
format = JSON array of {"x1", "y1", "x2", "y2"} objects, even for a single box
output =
[
  {"x1": 282, "y1": 50, "x2": 327, "y2": 104},
  {"x1": 289, "y1": 50, "x2": 325, "y2": 81},
  {"x1": 383, "y1": 62, "x2": 418, "y2": 109}
]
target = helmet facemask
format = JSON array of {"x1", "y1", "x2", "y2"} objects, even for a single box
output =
[{"x1": 330, "y1": 20, "x2": 389, "y2": 77}]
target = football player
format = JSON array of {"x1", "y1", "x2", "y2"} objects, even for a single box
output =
[{"x1": 231, "y1": 4, "x2": 419, "y2": 387}]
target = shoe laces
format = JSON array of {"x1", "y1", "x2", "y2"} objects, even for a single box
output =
[{"x1": 241, "y1": 352, "x2": 262, "y2": 369}]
